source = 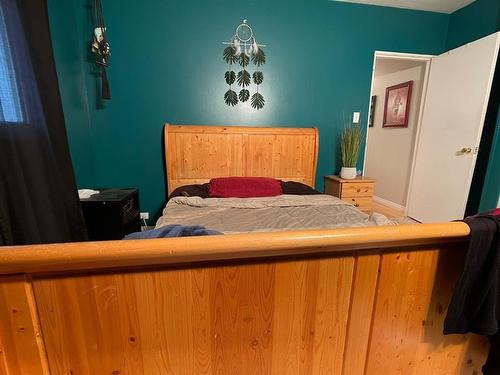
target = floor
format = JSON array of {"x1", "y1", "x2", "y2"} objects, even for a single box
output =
[{"x1": 372, "y1": 201, "x2": 418, "y2": 223}]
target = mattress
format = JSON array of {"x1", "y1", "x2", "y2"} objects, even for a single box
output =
[{"x1": 156, "y1": 194, "x2": 394, "y2": 234}]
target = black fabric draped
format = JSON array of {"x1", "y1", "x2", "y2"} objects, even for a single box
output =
[{"x1": 0, "y1": 0, "x2": 87, "y2": 244}]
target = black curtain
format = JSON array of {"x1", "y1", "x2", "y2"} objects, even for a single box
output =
[{"x1": 0, "y1": 0, "x2": 87, "y2": 244}]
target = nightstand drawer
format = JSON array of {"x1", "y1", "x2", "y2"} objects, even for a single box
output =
[
  {"x1": 341, "y1": 197, "x2": 372, "y2": 211},
  {"x1": 324, "y1": 176, "x2": 375, "y2": 213},
  {"x1": 341, "y1": 183, "x2": 374, "y2": 197}
]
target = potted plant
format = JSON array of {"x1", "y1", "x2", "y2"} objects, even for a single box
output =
[{"x1": 340, "y1": 121, "x2": 362, "y2": 179}]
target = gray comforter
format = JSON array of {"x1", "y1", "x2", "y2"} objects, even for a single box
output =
[{"x1": 155, "y1": 194, "x2": 394, "y2": 234}]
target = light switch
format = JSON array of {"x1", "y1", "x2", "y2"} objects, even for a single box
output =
[{"x1": 353, "y1": 112, "x2": 360, "y2": 124}]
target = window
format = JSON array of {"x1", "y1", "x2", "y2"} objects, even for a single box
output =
[{"x1": 0, "y1": 1, "x2": 22, "y2": 123}]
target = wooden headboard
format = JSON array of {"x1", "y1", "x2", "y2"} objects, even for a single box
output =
[{"x1": 164, "y1": 124, "x2": 319, "y2": 194}]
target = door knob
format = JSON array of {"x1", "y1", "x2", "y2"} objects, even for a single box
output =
[{"x1": 459, "y1": 147, "x2": 472, "y2": 154}]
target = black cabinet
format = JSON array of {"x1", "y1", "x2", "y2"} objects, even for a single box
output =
[{"x1": 80, "y1": 188, "x2": 140, "y2": 240}]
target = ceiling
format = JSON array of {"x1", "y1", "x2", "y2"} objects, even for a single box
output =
[
  {"x1": 375, "y1": 58, "x2": 426, "y2": 76},
  {"x1": 332, "y1": 0, "x2": 475, "y2": 14}
]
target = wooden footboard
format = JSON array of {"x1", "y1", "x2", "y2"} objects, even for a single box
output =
[{"x1": 0, "y1": 223, "x2": 489, "y2": 374}]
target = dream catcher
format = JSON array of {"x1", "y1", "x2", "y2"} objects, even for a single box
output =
[
  {"x1": 223, "y1": 20, "x2": 266, "y2": 109},
  {"x1": 91, "y1": 0, "x2": 111, "y2": 100}
]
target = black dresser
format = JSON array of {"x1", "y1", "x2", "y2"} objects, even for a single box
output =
[{"x1": 80, "y1": 188, "x2": 141, "y2": 240}]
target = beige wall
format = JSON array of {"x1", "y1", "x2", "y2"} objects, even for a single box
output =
[{"x1": 364, "y1": 59, "x2": 426, "y2": 207}]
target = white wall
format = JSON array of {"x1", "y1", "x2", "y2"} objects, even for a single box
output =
[{"x1": 364, "y1": 59, "x2": 426, "y2": 207}]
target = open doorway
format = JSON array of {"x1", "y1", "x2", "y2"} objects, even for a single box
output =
[{"x1": 363, "y1": 52, "x2": 431, "y2": 218}]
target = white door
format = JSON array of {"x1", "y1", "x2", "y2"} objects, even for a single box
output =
[{"x1": 407, "y1": 32, "x2": 500, "y2": 223}]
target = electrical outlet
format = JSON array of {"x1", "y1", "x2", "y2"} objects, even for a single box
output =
[{"x1": 140, "y1": 212, "x2": 149, "y2": 220}]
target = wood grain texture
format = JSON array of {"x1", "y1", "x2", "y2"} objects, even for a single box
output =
[
  {"x1": 0, "y1": 223, "x2": 471, "y2": 275},
  {"x1": 0, "y1": 276, "x2": 49, "y2": 375},
  {"x1": 324, "y1": 175, "x2": 376, "y2": 183},
  {"x1": 341, "y1": 183, "x2": 375, "y2": 198},
  {"x1": 164, "y1": 124, "x2": 319, "y2": 194},
  {"x1": 0, "y1": 238, "x2": 489, "y2": 374},
  {"x1": 342, "y1": 254, "x2": 380, "y2": 375},
  {"x1": 32, "y1": 257, "x2": 353, "y2": 375},
  {"x1": 271, "y1": 257, "x2": 354, "y2": 374},
  {"x1": 324, "y1": 175, "x2": 376, "y2": 213},
  {"x1": 365, "y1": 247, "x2": 488, "y2": 375}
]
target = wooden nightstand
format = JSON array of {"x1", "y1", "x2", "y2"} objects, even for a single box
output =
[{"x1": 324, "y1": 175, "x2": 375, "y2": 213}]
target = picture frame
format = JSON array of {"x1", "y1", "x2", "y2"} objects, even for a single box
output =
[
  {"x1": 368, "y1": 95, "x2": 376, "y2": 127},
  {"x1": 383, "y1": 80, "x2": 413, "y2": 128}
]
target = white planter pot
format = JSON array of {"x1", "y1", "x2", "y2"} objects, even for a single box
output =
[{"x1": 340, "y1": 167, "x2": 357, "y2": 179}]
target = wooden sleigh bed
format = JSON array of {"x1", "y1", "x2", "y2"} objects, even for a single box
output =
[{"x1": 0, "y1": 125, "x2": 489, "y2": 374}]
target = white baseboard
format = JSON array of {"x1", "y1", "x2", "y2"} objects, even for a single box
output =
[{"x1": 373, "y1": 196, "x2": 406, "y2": 212}]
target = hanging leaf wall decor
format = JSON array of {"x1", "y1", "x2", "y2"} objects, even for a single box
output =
[
  {"x1": 253, "y1": 71, "x2": 263, "y2": 85},
  {"x1": 239, "y1": 89, "x2": 250, "y2": 102},
  {"x1": 252, "y1": 70, "x2": 264, "y2": 109},
  {"x1": 225, "y1": 71, "x2": 235, "y2": 85},
  {"x1": 239, "y1": 53, "x2": 249, "y2": 68},
  {"x1": 237, "y1": 70, "x2": 251, "y2": 87},
  {"x1": 223, "y1": 47, "x2": 238, "y2": 64},
  {"x1": 223, "y1": 46, "x2": 238, "y2": 105},
  {"x1": 251, "y1": 49, "x2": 266, "y2": 67},
  {"x1": 251, "y1": 92, "x2": 265, "y2": 110},
  {"x1": 222, "y1": 20, "x2": 267, "y2": 109},
  {"x1": 224, "y1": 90, "x2": 238, "y2": 106}
]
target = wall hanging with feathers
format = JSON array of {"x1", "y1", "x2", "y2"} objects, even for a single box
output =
[
  {"x1": 91, "y1": 0, "x2": 111, "y2": 100},
  {"x1": 223, "y1": 20, "x2": 266, "y2": 109}
]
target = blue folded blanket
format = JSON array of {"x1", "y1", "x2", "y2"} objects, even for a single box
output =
[{"x1": 124, "y1": 224, "x2": 222, "y2": 239}]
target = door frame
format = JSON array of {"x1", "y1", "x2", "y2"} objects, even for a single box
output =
[{"x1": 362, "y1": 51, "x2": 433, "y2": 215}]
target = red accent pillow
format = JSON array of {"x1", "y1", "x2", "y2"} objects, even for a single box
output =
[{"x1": 208, "y1": 177, "x2": 283, "y2": 198}]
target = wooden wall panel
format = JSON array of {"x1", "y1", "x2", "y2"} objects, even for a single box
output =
[
  {"x1": 33, "y1": 257, "x2": 352, "y2": 375},
  {"x1": 0, "y1": 276, "x2": 49, "y2": 375}
]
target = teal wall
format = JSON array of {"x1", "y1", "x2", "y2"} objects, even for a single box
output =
[
  {"x1": 444, "y1": 0, "x2": 500, "y2": 211},
  {"x1": 48, "y1": 0, "x2": 450, "y2": 218},
  {"x1": 480, "y1": 113, "x2": 500, "y2": 211},
  {"x1": 49, "y1": 0, "x2": 95, "y2": 187},
  {"x1": 445, "y1": 0, "x2": 500, "y2": 50}
]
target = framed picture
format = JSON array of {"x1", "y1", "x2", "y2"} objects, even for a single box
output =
[
  {"x1": 383, "y1": 80, "x2": 413, "y2": 128},
  {"x1": 368, "y1": 95, "x2": 376, "y2": 127}
]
